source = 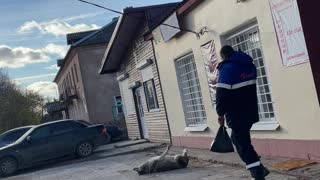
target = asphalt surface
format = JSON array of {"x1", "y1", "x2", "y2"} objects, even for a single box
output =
[{"x1": 3, "y1": 150, "x2": 299, "y2": 180}]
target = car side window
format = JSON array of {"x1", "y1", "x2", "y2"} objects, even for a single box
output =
[
  {"x1": 69, "y1": 121, "x2": 86, "y2": 129},
  {"x1": 31, "y1": 126, "x2": 50, "y2": 140},
  {"x1": 76, "y1": 120, "x2": 92, "y2": 127},
  {"x1": 52, "y1": 121, "x2": 84, "y2": 136}
]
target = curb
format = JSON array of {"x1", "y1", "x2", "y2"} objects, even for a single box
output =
[
  {"x1": 114, "y1": 140, "x2": 149, "y2": 148},
  {"x1": 94, "y1": 143, "x2": 166, "y2": 159}
]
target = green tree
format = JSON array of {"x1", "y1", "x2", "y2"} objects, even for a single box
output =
[{"x1": 0, "y1": 69, "x2": 44, "y2": 133}]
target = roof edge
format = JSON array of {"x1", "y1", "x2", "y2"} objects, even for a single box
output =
[
  {"x1": 53, "y1": 47, "x2": 74, "y2": 83},
  {"x1": 143, "y1": 0, "x2": 204, "y2": 39},
  {"x1": 100, "y1": 2, "x2": 182, "y2": 74},
  {"x1": 72, "y1": 18, "x2": 119, "y2": 47},
  {"x1": 99, "y1": 14, "x2": 125, "y2": 74}
]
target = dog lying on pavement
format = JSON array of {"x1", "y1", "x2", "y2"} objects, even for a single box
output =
[{"x1": 133, "y1": 145, "x2": 189, "y2": 175}]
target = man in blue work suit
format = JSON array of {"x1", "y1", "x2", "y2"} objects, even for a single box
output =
[{"x1": 216, "y1": 45, "x2": 270, "y2": 180}]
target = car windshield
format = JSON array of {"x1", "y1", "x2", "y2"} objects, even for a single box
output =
[
  {"x1": 3, "y1": 129, "x2": 30, "y2": 142},
  {"x1": 14, "y1": 127, "x2": 36, "y2": 144}
]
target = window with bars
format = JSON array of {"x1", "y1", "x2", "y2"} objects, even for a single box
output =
[
  {"x1": 143, "y1": 79, "x2": 159, "y2": 111},
  {"x1": 175, "y1": 53, "x2": 207, "y2": 127},
  {"x1": 114, "y1": 96, "x2": 123, "y2": 114},
  {"x1": 226, "y1": 25, "x2": 276, "y2": 122}
]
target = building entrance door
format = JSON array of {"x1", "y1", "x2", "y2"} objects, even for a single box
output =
[{"x1": 133, "y1": 88, "x2": 149, "y2": 139}]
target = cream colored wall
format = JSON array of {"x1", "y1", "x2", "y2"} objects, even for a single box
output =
[{"x1": 153, "y1": 0, "x2": 320, "y2": 140}]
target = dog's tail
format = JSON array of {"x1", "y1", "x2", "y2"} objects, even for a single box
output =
[{"x1": 159, "y1": 145, "x2": 171, "y2": 159}]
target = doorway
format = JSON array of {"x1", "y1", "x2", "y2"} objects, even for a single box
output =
[{"x1": 133, "y1": 87, "x2": 149, "y2": 139}]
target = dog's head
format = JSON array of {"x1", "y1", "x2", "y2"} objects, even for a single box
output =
[
  {"x1": 133, "y1": 167, "x2": 143, "y2": 175},
  {"x1": 133, "y1": 163, "x2": 150, "y2": 175},
  {"x1": 182, "y1": 149, "x2": 188, "y2": 155},
  {"x1": 178, "y1": 149, "x2": 189, "y2": 168}
]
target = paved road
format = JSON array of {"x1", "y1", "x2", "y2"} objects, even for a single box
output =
[{"x1": 4, "y1": 151, "x2": 298, "y2": 180}]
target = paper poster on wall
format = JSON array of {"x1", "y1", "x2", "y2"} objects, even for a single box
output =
[
  {"x1": 269, "y1": 0, "x2": 309, "y2": 67},
  {"x1": 200, "y1": 40, "x2": 219, "y2": 108}
]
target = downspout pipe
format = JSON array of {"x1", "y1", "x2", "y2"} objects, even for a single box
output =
[{"x1": 150, "y1": 40, "x2": 173, "y2": 144}]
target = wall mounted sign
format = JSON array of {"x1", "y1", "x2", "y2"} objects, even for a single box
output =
[{"x1": 269, "y1": 0, "x2": 309, "y2": 67}]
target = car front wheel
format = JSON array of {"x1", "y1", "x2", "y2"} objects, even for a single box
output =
[
  {"x1": 0, "y1": 157, "x2": 18, "y2": 176},
  {"x1": 76, "y1": 142, "x2": 93, "y2": 158}
]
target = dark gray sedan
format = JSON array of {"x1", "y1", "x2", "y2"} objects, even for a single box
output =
[{"x1": 0, "y1": 120, "x2": 107, "y2": 176}]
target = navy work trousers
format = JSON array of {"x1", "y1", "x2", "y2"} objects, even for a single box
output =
[{"x1": 231, "y1": 125, "x2": 260, "y2": 169}]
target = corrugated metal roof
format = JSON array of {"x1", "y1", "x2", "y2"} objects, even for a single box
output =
[
  {"x1": 46, "y1": 101, "x2": 67, "y2": 114},
  {"x1": 72, "y1": 18, "x2": 119, "y2": 47},
  {"x1": 66, "y1": 30, "x2": 97, "y2": 45}
]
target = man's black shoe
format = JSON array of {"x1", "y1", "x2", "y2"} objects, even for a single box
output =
[{"x1": 249, "y1": 165, "x2": 270, "y2": 180}]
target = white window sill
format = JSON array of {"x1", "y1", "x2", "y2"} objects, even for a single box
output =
[
  {"x1": 149, "y1": 109, "x2": 160, "y2": 113},
  {"x1": 184, "y1": 124, "x2": 208, "y2": 132},
  {"x1": 251, "y1": 121, "x2": 280, "y2": 131}
]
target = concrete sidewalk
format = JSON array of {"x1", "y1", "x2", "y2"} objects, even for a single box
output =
[{"x1": 151, "y1": 146, "x2": 320, "y2": 179}]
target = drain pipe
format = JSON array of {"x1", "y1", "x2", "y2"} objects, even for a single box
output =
[{"x1": 151, "y1": 40, "x2": 173, "y2": 144}]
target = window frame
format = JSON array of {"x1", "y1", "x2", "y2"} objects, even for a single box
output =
[
  {"x1": 225, "y1": 24, "x2": 279, "y2": 131},
  {"x1": 143, "y1": 79, "x2": 159, "y2": 112},
  {"x1": 114, "y1": 96, "x2": 124, "y2": 114},
  {"x1": 71, "y1": 66, "x2": 76, "y2": 87},
  {"x1": 74, "y1": 64, "x2": 79, "y2": 83},
  {"x1": 175, "y1": 52, "x2": 207, "y2": 131}
]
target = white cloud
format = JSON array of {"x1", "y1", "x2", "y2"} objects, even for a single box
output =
[
  {"x1": 0, "y1": 44, "x2": 67, "y2": 68},
  {"x1": 60, "y1": 12, "x2": 105, "y2": 22},
  {"x1": 27, "y1": 81, "x2": 58, "y2": 99},
  {"x1": 43, "y1": 22, "x2": 99, "y2": 36},
  {"x1": 17, "y1": 13, "x2": 102, "y2": 36},
  {"x1": 42, "y1": 44, "x2": 67, "y2": 57},
  {"x1": 0, "y1": 45, "x2": 49, "y2": 68},
  {"x1": 45, "y1": 64, "x2": 60, "y2": 71},
  {"x1": 13, "y1": 73, "x2": 57, "y2": 81}
]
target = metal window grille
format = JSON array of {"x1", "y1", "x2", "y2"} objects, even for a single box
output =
[
  {"x1": 175, "y1": 53, "x2": 207, "y2": 127},
  {"x1": 226, "y1": 25, "x2": 276, "y2": 122},
  {"x1": 143, "y1": 79, "x2": 159, "y2": 111},
  {"x1": 114, "y1": 96, "x2": 123, "y2": 114}
]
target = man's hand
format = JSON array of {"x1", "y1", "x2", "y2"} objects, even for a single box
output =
[{"x1": 218, "y1": 116, "x2": 225, "y2": 126}]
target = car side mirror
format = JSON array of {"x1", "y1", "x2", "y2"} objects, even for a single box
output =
[{"x1": 26, "y1": 136, "x2": 32, "y2": 143}]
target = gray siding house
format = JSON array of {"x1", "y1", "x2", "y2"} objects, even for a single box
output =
[
  {"x1": 54, "y1": 19, "x2": 124, "y2": 126},
  {"x1": 99, "y1": 3, "x2": 181, "y2": 143}
]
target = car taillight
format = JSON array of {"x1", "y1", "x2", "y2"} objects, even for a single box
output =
[{"x1": 102, "y1": 127, "x2": 107, "y2": 136}]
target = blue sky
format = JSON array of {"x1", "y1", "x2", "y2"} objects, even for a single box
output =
[{"x1": 0, "y1": 0, "x2": 179, "y2": 99}]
